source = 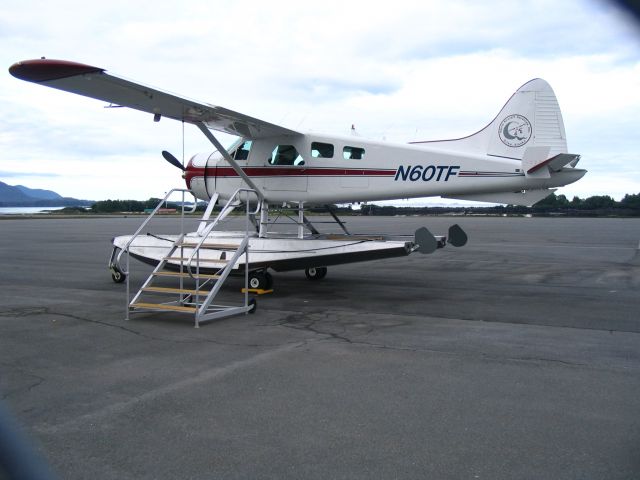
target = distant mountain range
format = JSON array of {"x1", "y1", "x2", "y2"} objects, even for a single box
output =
[{"x1": 0, "y1": 181, "x2": 92, "y2": 207}]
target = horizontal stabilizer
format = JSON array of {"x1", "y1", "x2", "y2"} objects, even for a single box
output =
[
  {"x1": 444, "y1": 189, "x2": 556, "y2": 207},
  {"x1": 522, "y1": 146, "x2": 551, "y2": 178},
  {"x1": 527, "y1": 153, "x2": 581, "y2": 174}
]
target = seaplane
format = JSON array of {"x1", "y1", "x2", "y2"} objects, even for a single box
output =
[{"x1": 9, "y1": 58, "x2": 586, "y2": 326}]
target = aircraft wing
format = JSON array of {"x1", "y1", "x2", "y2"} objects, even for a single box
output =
[{"x1": 9, "y1": 59, "x2": 301, "y2": 139}]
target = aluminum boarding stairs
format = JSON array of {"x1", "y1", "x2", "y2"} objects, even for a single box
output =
[{"x1": 123, "y1": 188, "x2": 258, "y2": 327}]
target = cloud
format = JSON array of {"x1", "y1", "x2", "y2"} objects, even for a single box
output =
[
  {"x1": 1, "y1": 0, "x2": 639, "y2": 201},
  {"x1": 0, "y1": 171, "x2": 59, "y2": 178}
]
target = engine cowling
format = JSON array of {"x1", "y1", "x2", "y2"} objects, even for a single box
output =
[{"x1": 184, "y1": 151, "x2": 222, "y2": 200}]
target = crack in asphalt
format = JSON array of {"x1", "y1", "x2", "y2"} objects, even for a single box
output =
[
  {"x1": 0, "y1": 306, "x2": 629, "y2": 369},
  {"x1": 0, "y1": 306, "x2": 299, "y2": 348},
  {"x1": 0, "y1": 363, "x2": 46, "y2": 400},
  {"x1": 277, "y1": 311, "x2": 590, "y2": 368}
]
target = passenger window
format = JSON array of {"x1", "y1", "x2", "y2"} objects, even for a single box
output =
[
  {"x1": 343, "y1": 146, "x2": 365, "y2": 160},
  {"x1": 311, "y1": 142, "x2": 334, "y2": 158},
  {"x1": 268, "y1": 145, "x2": 304, "y2": 166},
  {"x1": 232, "y1": 140, "x2": 252, "y2": 161}
]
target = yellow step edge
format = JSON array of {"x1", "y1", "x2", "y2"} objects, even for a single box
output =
[
  {"x1": 152, "y1": 271, "x2": 221, "y2": 279},
  {"x1": 142, "y1": 286, "x2": 212, "y2": 295},
  {"x1": 164, "y1": 256, "x2": 229, "y2": 264},
  {"x1": 130, "y1": 302, "x2": 197, "y2": 313}
]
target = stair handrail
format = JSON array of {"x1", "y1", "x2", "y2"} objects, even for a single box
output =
[
  {"x1": 185, "y1": 188, "x2": 260, "y2": 277},
  {"x1": 116, "y1": 188, "x2": 197, "y2": 273},
  {"x1": 196, "y1": 236, "x2": 250, "y2": 317}
]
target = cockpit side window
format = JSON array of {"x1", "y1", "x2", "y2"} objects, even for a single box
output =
[
  {"x1": 311, "y1": 142, "x2": 334, "y2": 158},
  {"x1": 268, "y1": 145, "x2": 305, "y2": 166},
  {"x1": 343, "y1": 146, "x2": 365, "y2": 160},
  {"x1": 232, "y1": 140, "x2": 252, "y2": 161}
]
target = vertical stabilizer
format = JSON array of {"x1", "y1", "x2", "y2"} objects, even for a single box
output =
[{"x1": 412, "y1": 79, "x2": 568, "y2": 160}]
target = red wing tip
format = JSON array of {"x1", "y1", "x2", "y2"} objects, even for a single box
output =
[{"x1": 9, "y1": 59, "x2": 104, "y2": 83}]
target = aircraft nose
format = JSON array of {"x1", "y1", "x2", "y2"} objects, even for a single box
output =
[{"x1": 183, "y1": 158, "x2": 199, "y2": 189}]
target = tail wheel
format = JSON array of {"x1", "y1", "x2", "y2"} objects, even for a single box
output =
[
  {"x1": 110, "y1": 266, "x2": 126, "y2": 283},
  {"x1": 248, "y1": 298, "x2": 257, "y2": 314},
  {"x1": 305, "y1": 266, "x2": 327, "y2": 281}
]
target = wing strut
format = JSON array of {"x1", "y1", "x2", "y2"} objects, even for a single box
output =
[
  {"x1": 195, "y1": 122, "x2": 264, "y2": 203},
  {"x1": 324, "y1": 204, "x2": 351, "y2": 235}
]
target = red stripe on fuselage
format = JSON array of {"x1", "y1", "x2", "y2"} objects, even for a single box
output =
[{"x1": 185, "y1": 166, "x2": 396, "y2": 185}]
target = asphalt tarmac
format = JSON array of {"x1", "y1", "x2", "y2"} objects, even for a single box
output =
[{"x1": 1, "y1": 215, "x2": 639, "y2": 479}]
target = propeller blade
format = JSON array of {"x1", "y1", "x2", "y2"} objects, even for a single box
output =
[{"x1": 162, "y1": 150, "x2": 185, "y2": 171}]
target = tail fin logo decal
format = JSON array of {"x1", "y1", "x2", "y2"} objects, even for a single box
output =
[{"x1": 499, "y1": 114, "x2": 532, "y2": 147}]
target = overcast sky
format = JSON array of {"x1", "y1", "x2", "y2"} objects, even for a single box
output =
[{"x1": 1, "y1": 0, "x2": 639, "y2": 203}]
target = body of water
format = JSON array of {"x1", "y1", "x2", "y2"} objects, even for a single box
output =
[{"x1": 0, "y1": 206, "x2": 68, "y2": 214}]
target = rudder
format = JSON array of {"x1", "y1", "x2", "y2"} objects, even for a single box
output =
[{"x1": 411, "y1": 79, "x2": 568, "y2": 161}]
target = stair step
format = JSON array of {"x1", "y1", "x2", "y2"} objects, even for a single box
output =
[
  {"x1": 164, "y1": 256, "x2": 229, "y2": 265},
  {"x1": 130, "y1": 302, "x2": 197, "y2": 313},
  {"x1": 142, "y1": 286, "x2": 212, "y2": 295},
  {"x1": 152, "y1": 271, "x2": 221, "y2": 279},
  {"x1": 178, "y1": 242, "x2": 239, "y2": 249}
]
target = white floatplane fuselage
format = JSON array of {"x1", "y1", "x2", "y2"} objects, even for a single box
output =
[{"x1": 186, "y1": 131, "x2": 585, "y2": 206}]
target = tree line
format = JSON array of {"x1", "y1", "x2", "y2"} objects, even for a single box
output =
[
  {"x1": 87, "y1": 198, "x2": 208, "y2": 213},
  {"x1": 87, "y1": 193, "x2": 640, "y2": 216},
  {"x1": 359, "y1": 193, "x2": 640, "y2": 216},
  {"x1": 89, "y1": 198, "x2": 166, "y2": 213}
]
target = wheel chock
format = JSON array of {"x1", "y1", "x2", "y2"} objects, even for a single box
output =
[{"x1": 241, "y1": 288, "x2": 273, "y2": 295}]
